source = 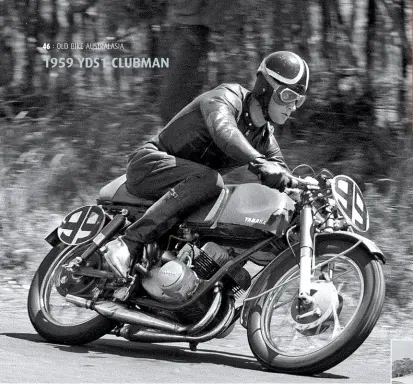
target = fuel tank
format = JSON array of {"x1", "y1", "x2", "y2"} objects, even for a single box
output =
[{"x1": 185, "y1": 183, "x2": 296, "y2": 241}]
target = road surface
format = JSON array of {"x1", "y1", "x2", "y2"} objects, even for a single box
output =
[{"x1": 0, "y1": 280, "x2": 393, "y2": 383}]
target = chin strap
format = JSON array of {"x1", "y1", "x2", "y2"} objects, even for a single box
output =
[
  {"x1": 256, "y1": 89, "x2": 274, "y2": 123},
  {"x1": 250, "y1": 88, "x2": 280, "y2": 125},
  {"x1": 244, "y1": 94, "x2": 273, "y2": 130}
]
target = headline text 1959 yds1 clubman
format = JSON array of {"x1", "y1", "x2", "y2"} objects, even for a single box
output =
[{"x1": 43, "y1": 57, "x2": 170, "y2": 69}]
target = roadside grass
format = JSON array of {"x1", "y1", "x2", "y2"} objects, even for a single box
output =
[
  {"x1": 364, "y1": 164, "x2": 413, "y2": 330},
  {"x1": 0, "y1": 97, "x2": 163, "y2": 285}
]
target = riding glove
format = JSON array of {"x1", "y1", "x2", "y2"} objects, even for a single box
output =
[{"x1": 248, "y1": 157, "x2": 292, "y2": 192}]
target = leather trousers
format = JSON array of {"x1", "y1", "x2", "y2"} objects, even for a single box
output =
[{"x1": 123, "y1": 144, "x2": 224, "y2": 251}]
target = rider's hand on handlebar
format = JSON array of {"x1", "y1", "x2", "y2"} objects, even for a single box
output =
[
  {"x1": 302, "y1": 176, "x2": 319, "y2": 187},
  {"x1": 262, "y1": 170, "x2": 291, "y2": 192},
  {"x1": 248, "y1": 157, "x2": 291, "y2": 192},
  {"x1": 288, "y1": 176, "x2": 320, "y2": 190}
]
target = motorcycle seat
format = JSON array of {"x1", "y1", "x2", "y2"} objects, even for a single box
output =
[{"x1": 98, "y1": 174, "x2": 154, "y2": 207}]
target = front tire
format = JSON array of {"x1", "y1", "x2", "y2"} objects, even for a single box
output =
[
  {"x1": 247, "y1": 240, "x2": 385, "y2": 374},
  {"x1": 28, "y1": 243, "x2": 116, "y2": 345}
]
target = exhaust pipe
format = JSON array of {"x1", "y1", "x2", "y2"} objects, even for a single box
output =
[
  {"x1": 187, "y1": 283, "x2": 222, "y2": 335},
  {"x1": 118, "y1": 296, "x2": 235, "y2": 343},
  {"x1": 65, "y1": 283, "x2": 223, "y2": 335},
  {"x1": 66, "y1": 294, "x2": 186, "y2": 333}
]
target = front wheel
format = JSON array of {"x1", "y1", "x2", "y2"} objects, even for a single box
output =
[
  {"x1": 28, "y1": 243, "x2": 116, "y2": 345},
  {"x1": 247, "y1": 240, "x2": 385, "y2": 374}
]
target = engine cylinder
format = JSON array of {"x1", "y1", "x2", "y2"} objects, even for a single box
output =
[
  {"x1": 193, "y1": 242, "x2": 252, "y2": 293},
  {"x1": 192, "y1": 251, "x2": 221, "y2": 280}
]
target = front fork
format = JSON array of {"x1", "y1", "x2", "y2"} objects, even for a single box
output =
[{"x1": 298, "y1": 200, "x2": 315, "y2": 306}]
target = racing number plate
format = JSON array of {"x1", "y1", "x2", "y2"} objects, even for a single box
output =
[
  {"x1": 57, "y1": 205, "x2": 106, "y2": 245},
  {"x1": 331, "y1": 175, "x2": 369, "y2": 232}
]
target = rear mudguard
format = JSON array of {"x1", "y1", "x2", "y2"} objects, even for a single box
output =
[{"x1": 240, "y1": 230, "x2": 385, "y2": 328}]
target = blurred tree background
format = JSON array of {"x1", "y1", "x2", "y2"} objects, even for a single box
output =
[{"x1": 0, "y1": 0, "x2": 412, "y2": 330}]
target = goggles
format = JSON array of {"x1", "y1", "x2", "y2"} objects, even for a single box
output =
[{"x1": 273, "y1": 85, "x2": 306, "y2": 108}]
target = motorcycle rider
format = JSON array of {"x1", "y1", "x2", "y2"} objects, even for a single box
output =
[{"x1": 101, "y1": 51, "x2": 310, "y2": 279}]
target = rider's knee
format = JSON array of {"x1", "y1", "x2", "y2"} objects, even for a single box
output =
[{"x1": 195, "y1": 168, "x2": 224, "y2": 197}]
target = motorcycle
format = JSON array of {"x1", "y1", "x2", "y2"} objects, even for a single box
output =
[{"x1": 28, "y1": 165, "x2": 385, "y2": 374}]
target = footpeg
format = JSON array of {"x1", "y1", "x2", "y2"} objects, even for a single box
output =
[{"x1": 113, "y1": 275, "x2": 139, "y2": 301}]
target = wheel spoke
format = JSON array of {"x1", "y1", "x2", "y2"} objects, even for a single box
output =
[
  {"x1": 41, "y1": 245, "x2": 102, "y2": 326},
  {"x1": 271, "y1": 295, "x2": 296, "y2": 311},
  {"x1": 261, "y1": 254, "x2": 364, "y2": 357},
  {"x1": 331, "y1": 268, "x2": 353, "y2": 281}
]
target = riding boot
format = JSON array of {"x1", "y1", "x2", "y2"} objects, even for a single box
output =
[
  {"x1": 100, "y1": 237, "x2": 143, "y2": 279},
  {"x1": 123, "y1": 187, "x2": 184, "y2": 245},
  {"x1": 102, "y1": 181, "x2": 218, "y2": 280}
]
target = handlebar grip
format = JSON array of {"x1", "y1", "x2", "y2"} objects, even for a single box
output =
[{"x1": 288, "y1": 178, "x2": 299, "y2": 188}]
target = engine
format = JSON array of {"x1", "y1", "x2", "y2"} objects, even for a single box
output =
[
  {"x1": 192, "y1": 242, "x2": 251, "y2": 294},
  {"x1": 141, "y1": 241, "x2": 251, "y2": 305}
]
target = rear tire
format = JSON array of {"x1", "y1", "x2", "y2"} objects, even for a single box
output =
[
  {"x1": 247, "y1": 240, "x2": 385, "y2": 374},
  {"x1": 28, "y1": 243, "x2": 116, "y2": 345}
]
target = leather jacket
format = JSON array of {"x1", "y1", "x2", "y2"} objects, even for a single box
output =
[{"x1": 149, "y1": 83, "x2": 289, "y2": 174}]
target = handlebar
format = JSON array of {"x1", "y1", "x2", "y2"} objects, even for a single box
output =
[{"x1": 288, "y1": 175, "x2": 320, "y2": 190}]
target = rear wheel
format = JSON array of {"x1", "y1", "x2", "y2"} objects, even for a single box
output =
[
  {"x1": 28, "y1": 243, "x2": 116, "y2": 345},
  {"x1": 247, "y1": 240, "x2": 385, "y2": 374}
]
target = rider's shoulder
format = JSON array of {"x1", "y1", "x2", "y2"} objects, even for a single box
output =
[
  {"x1": 200, "y1": 83, "x2": 248, "y2": 111},
  {"x1": 214, "y1": 83, "x2": 249, "y2": 99}
]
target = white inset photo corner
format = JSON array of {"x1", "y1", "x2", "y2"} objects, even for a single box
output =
[{"x1": 392, "y1": 339, "x2": 413, "y2": 384}]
